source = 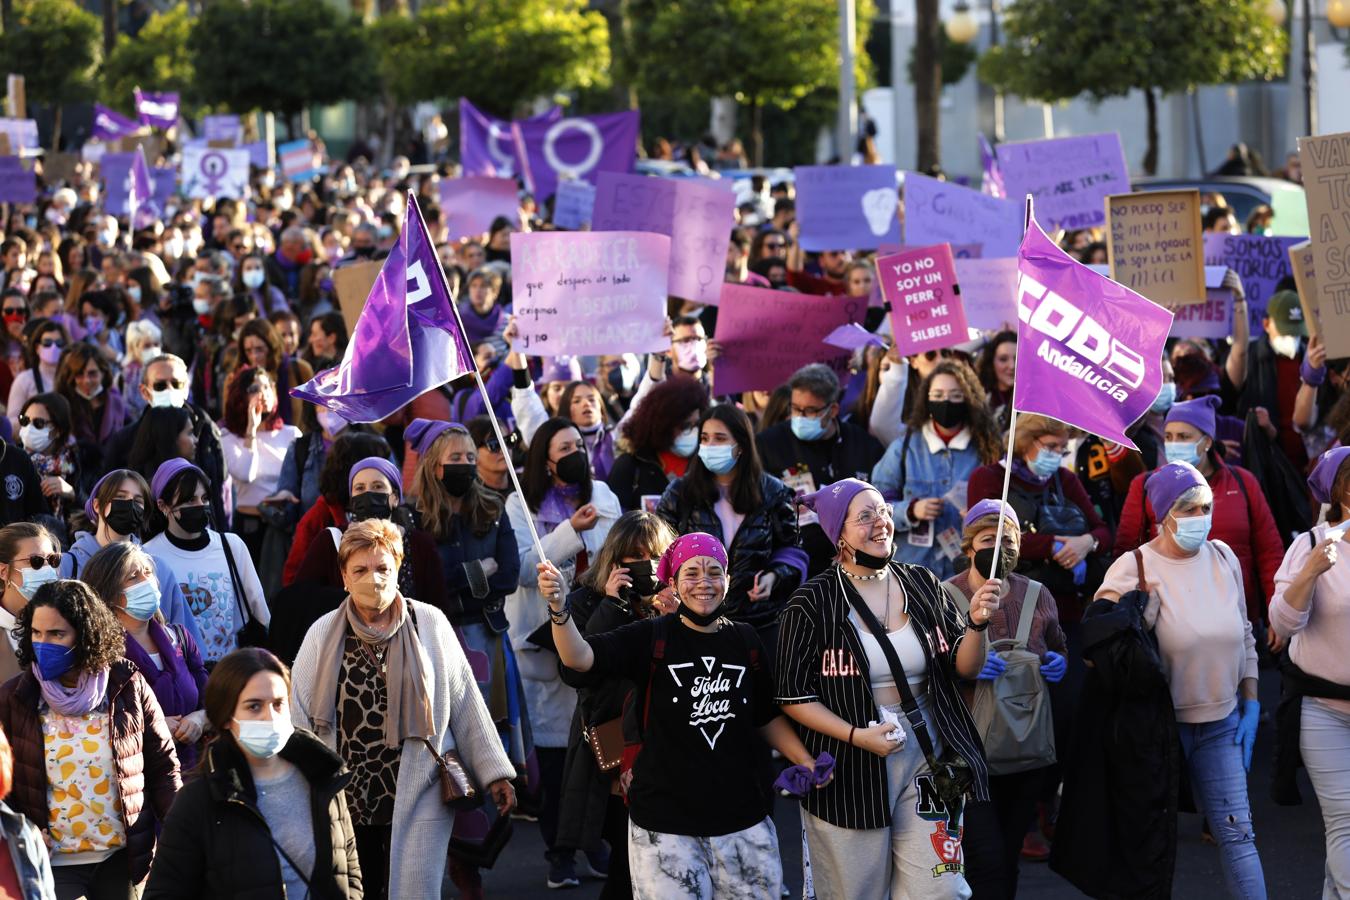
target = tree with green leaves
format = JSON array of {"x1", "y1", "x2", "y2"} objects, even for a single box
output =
[
  {"x1": 189, "y1": 0, "x2": 375, "y2": 133},
  {"x1": 371, "y1": 0, "x2": 610, "y2": 116},
  {"x1": 979, "y1": 0, "x2": 1286, "y2": 175},
  {"x1": 0, "y1": 0, "x2": 100, "y2": 148},
  {"x1": 100, "y1": 5, "x2": 194, "y2": 117},
  {"x1": 622, "y1": 0, "x2": 874, "y2": 166}
]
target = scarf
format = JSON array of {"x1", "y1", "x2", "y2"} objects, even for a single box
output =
[
  {"x1": 36, "y1": 665, "x2": 109, "y2": 717},
  {"x1": 122, "y1": 620, "x2": 198, "y2": 717},
  {"x1": 309, "y1": 594, "x2": 436, "y2": 749},
  {"x1": 1010, "y1": 457, "x2": 1052, "y2": 487},
  {"x1": 458, "y1": 301, "x2": 504, "y2": 345},
  {"x1": 535, "y1": 483, "x2": 582, "y2": 535}
]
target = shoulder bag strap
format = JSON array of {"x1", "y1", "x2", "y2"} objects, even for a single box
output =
[
  {"x1": 266, "y1": 829, "x2": 314, "y2": 892},
  {"x1": 940, "y1": 582, "x2": 969, "y2": 616},
  {"x1": 218, "y1": 530, "x2": 251, "y2": 628},
  {"x1": 898, "y1": 428, "x2": 913, "y2": 497},
  {"x1": 1132, "y1": 547, "x2": 1147, "y2": 593},
  {"x1": 1013, "y1": 581, "x2": 1041, "y2": 647}
]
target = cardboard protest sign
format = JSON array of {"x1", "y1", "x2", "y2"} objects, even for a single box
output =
[
  {"x1": 438, "y1": 177, "x2": 519, "y2": 243},
  {"x1": 0, "y1": 157, "x2": 34, "y2": 204},
  {"x1": 181, "y1": 147, "x2": 249, "y2": 199},
  {"x1": 997, "y1": 132, "x2": 1130, "y2": 230},
  {"x1": 904, "y1": 172, "x2": 1023, "y2": 258},
  {"x1": 1202, "y1": 232, "x2": 1303, "y2": 332},
  {"x1": 714, "y1": 285, "x2": 855, "y2": 395},
  {"x1": 876, "y1": 244, "x2": 968, "y2": 355},
  {"x1": 953, "y1": 258, "x2": 1019, "y2": 331},
  {"x1": 509, "y1": 231, "x2": 671, "y2": 356},
  {"x1": 1106, "y1": 189, "x2": 1205, "y2": 306},
  {"x1": 793, "y1": 165, "x2": 899, "y2": 251},
  {"x1": 1169, "y1": 288, "x2": 1234, "y2": 339},
  {"x1": 591, "y1": 172, "x2": 734, "y2": 306},
  {"x1": 332, "y1": 260, "x2": 383, "y2": 335},
  {"x1": 553, "y1": 179, "x2": 597, "y2": 230},
  {"x1": 1299, "y1": 132, "x2": 1350, "y2": 358},
  {"x1": 0, "y1": 119, "x2": 37, "y2": 155},
  {"x1": 1289, "y1": 240, "x2": 1320, "y2": 338},
  {"x1": 43, "y1": 153, "x2": 80, "y2": 186},
  {"x1": 1269, "y1": 182, "x2": 1310, "y2": 237}
]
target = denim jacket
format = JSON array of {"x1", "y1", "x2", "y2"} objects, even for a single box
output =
[
  {"x1": 870, "y1": 422, "x2": 983, "y2": 580},
  {"x1": 0, "y1": 800, "x2": 55, "y2": 899},
  {"x1": 274, "y1": 433, "x2": 327, "y2": 528}
]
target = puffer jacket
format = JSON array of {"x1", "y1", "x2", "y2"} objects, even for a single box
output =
[
  {"x1": 655, "y1": 472, "x2": 804, "y2": 629},
  {"x1": 0, "y1": 659, "x2": 181, "y2": 884},
  {"x1": 145, "y1": 729, "x2": 362, "y2": 900}
]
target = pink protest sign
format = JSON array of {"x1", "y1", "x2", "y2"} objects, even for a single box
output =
[
  {"x1": 509, "y1": 231, "x2": 671, "y2": 356},
  {"x1": 877, "y1": 244, "x2": 969, "y2": 355},
  {"x1": 954, "y1": 258, "x2": 1019, "y2": 330},
  {"x1": 438, "y1": 176, "x2": 519, "y2": 243},
  {"x1": 591, "y1": 172, "x2": 735, "y2": 305},
  {"x1": 871, "y1": 243, "x2": 982, "y2": 308},
  {"x1": 713, "y1": 284, "x2": 855, "y2": 395}
]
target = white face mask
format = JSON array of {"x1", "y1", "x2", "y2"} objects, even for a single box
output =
[
  {"x1": 76, "y1": 383, "x2": 103, "y2": 401},
  {"x1": 192, "y1": 298, "x2": 212, "y2": 316},
  {"x1": 242, "y1": 269, "x2": 265, "y2": 290},
  {"x1": 126, "y1": 285, "x2": 142, "y2": 304},
  {"x1": 20, "y1": 424, "x2": 51, "y2": 453},
  {"x1": 164, "y1": 236, "x2": 185, "y2": 259},
  {"x1": 1270, "y1": 334, "x2": 1300, "y2": 359},
  {"x1": 149, "y1": 388, "x2": 186, "y2": 409},
  {"x1": 233, "y1": 716, "x2": 294, "y2": 759},
  {"x1": 140, "y1": 346, "x2": 162, "y2": 366}
]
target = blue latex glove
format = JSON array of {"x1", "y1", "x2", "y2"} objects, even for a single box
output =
[
  {"x1": 1053, "y1": 540, "x2": 1088, "y2": 585},
  {"x1": 977, "y1": 653, "x2": 1006, "y2": 681},
  {"x1": 1039, "y1": 650, "x2": 1067, "y2": 683},
  {"x1": 1235, "y1": 698, "x2": 1260, "y2": 772}
]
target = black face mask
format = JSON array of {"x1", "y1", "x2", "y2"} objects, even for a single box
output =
[
  {"x1": 353, "y1": 245, "x2": 376, "y2": 259},
  {"x1": 104, "y1": 499, "x2": 144, "y2": 536},
  {"x1": 174, "y1": 505, "x2": 209, "y2": 534},
  {"x1": 624, "y1": 560, "x2": 659, "y2": 598},
  {"x1": 844, "y1": 541, "x2": 892, "y2": 570},
  {"x1": 973, "y1": 545, "x2": 1019, "y2": 580},
  {"x1": 608, "y1": 366, "x2": 631, "y2": 397},
  {"x1": 441, "y1": 464, "x2": 477, "y2": 497},
  {"x1": 929, "y1": 400, "x2": 969, "y2": 430},
  {"x1": 677, "y1": 599, "x2": 724, "y2": 626},
  {"x1": 349, "y1": 491, "x2": 392, "y2": 522},
  {"x1": 553, "y1": 449, "x2": 590, "y2": 485}
]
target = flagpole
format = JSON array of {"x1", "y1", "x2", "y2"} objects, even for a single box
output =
[{"x1": 986, "y1": 194, "x2": 1034, "y2": 583}]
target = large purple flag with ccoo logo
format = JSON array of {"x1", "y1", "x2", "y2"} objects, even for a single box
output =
[
  {"x1": 1014, "y1": 220, "x2": 1173, "y2": 450},
  {"x1": 459, "y1": 99, "x2": 561, "y2": 178},
  {"x1": 512, "y1": 109, "x2": 640, "y2": 202},
  {"x1": 291, "y1": 192, "x2": 475, "y2": 422}
]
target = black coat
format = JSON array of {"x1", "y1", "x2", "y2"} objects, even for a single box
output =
[
  {"x1": 606, "y1": 451, "x2": 672, "y2": 512},
  {"x1": 105, "y1": 403, "x2": 227, "y2": 528},
  {"x1": 145, "y1": 729, "x2": 362, "y2": 900},
  {"x1": 655, "y1": 472, "x2": 802, "y2": 629},
  {"x1": 1050, "y1": 593, "x2": 1179, "y2": 899}
]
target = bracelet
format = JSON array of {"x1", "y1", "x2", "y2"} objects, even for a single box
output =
[
  {"x1": 848, "y1": 726, "x2": 856, "y2": 747},
  {"x1": 965, "y1": 614, "x2": 990, "y2": 632},
  {"x1": 547, "y1": 601, "x2": 571, "y2": 626}
]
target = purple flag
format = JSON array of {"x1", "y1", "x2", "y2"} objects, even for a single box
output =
[
  {"x1": 1014, "y1": 220, "x2": 1173, "y2": 450},
  {"x1": 135, "y1": 89, "x2": 179, "y2": 129},
  {"x1": 128, "y1": 146, "x2": 154, "y2": 229},
  {"x1": 512, "y1": 109, "x2": 640, "y2": 202},
  {"x1": 458, "y1": 99, "x2": 560, "y2": 178},
  {"x1": 979, "y1": 135, "x2": 1005, "y2": 199},
  {"x1": 291, "y1": 192, "x2": 475, "y2": 423},
  {"x1": 92, "y1": 105, "x2": 139, "y2": 141}
]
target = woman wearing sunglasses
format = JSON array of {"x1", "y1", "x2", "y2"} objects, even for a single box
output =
[
  {"x1": 7, "y1": 320, "x2": 69, "y2": 436},
  {"x1": 0, "y1": 522, "x2": 62, "y2": 682},
  {"x1": 467, "y1": 416, "x2": 518, "y2": 502}
]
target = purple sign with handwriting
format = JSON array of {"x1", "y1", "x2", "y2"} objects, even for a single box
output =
[
  {"x1": 794, "y1": 165, "x2": 899, "y2": 251},
  {"x1": 553, "y1": 179, "x2": 597, "y2": 230},
  {"x1": 99, "y1": 153, "x2": 135, "y2": 216},
  {"x1": 904, "y1": 172, "x2": 1023, "y2": 258},
  {"x1": 954, "y1": 258, "x2": 1019, "y2": 330},
  {"x1": 997, "y1": 133, "x2": 1129, "y2": 230},
  {"x1": 878, "y1": 244, "x2": 969, "y2": 355},
  {"x1": 438, "y1": 177, "x2": 519, "y2": 243},
  {"x1": 0, "y1": 158, "x2": 34, "y2": 204},
  {"x1": 1202, "y1": 232, "x2": 1301, "y2": 332},
  {"x1": 714, "y1": 284, "x2": 856, "y2": 395},
  {"x1": 591, "y1": 172, "x2": 735, "y2": 305},
  {"x1": 510, "y1": 231, "x2": 672, "y2": 356}
]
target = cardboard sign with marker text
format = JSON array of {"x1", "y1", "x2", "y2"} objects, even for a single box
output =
[
  {"x1": 1290, "y1": 240, "x2": 1320, "y2": 339},
  {"x1": 1298, "y1": 132, "x2": 1350, "y2": 358},
  {"x1": 1106, "y1": 189, "x2": 1205, "y2": 306},
  {"x1": 333, "y1": 261, "x2": 383, "y2": 335}
]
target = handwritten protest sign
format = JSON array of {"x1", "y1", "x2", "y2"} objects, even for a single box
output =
[
  {"x1": 1169, "y1": 288, "x2": 1234, "y2": 339},
  {"x1": 438, "y1": 177, "x2": 519, "y2": 243},
  {"x1": 1106, "y1": 189, "x2": 1205, "y2": 306},
  {"x1": 553, "y1": 179, "x2": 597, "y2": 230},
  {"x1": 509, "y1": 231, "x2": 671, "y2": 356},
  {"x1": 713, "y1": 284, "x2": 854, "y2": 395},
  {"x1": 997, "y1": 132, "x2": 1130, "y2": 230},
  {"x1": 181, "y1": 147, "x2": 249, "y2": 199},
  {"x1": 0, "y1": 157, "x2": 34, "y2": 204},
  {"x1": 1202, "y1": 232, "x2": 1302, "y2": 332},
  {"x1": 953, "y1": 258, "x2": 1019, "y2": 331},
  {"x1": 0, "y1": 119, "x2": 38, "y2": 155},
  {"x1": 904, "y1": 172, "x2": 1023, "y2": 258},
  {"x1": 871, "y1": 242, "x2": 981, "y2": 308},
  {"x1": 1289, "y1": 240, "x2": 1320, "y2": 338},
  {"x1": 1299, "y1": 132, "x2": 1350, "y2": 358},
  {"x1": 877, "y1": 244, "x2": 968, "y2": 355},
  {"x1": 591, "y1": 173, "x2": 734, "y2": 305},
  {"x1": 794, "y1": 165, "x2": 899, "y2": 251},
  {"x1": 332, "y1": 260, "x2": 382, "y2": 335}
]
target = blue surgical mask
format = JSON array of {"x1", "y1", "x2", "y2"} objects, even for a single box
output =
[
  {"x1": 1170, "y1": 513, "x2": 1212, "y2": 552},
  {"x1": 671, "y1": 427, "x2": 699, "y2": 458},
  {"x1": 1028, "y1": 447, "x2": 1062, "y2": 479},
  {"x1": 698, "y1": 443, "x2": 738, "y2": 475},
  {"x1": 234, "y1": 716, "x2": 294, "y2": 759},
  {"x1": 14, "y1": 564, "x2": 57, "y2": 601},
  {"x1": 1164, "y1": 440, "x2": 1203, "y2": 467},
  {"x1": 1150, "y1": 382, "x2": 1176, "y2": 414},
  {"x1": 791, "y1": 415, "x2": 827, "y2": 442},
  {"x1": 32, "y1": 641, "x2": 75, "y2": 682},
  {"x1": 121, "y1": 580, "x2": 160, "y2": 622}
]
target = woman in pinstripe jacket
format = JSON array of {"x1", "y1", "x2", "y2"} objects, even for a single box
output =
[{"x1": 777, "y1": 478, "x2": 993, "y2": 899}]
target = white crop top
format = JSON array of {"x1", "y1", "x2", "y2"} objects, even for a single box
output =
[{"x1": 849, "y1": 611, "x2": 928, "y2": 693}]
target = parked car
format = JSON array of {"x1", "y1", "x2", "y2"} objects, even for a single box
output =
[{"x1": 1131, "y1": 175, "x2": 1303, "y2": 227}]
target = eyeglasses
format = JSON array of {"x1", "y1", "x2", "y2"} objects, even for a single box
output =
[
  {"x1": 923, "y1": 349, "x2": 955, "y2": 362},
  {"x1": 151, "y1": 379, "x2": 186, "y2": 392},
  {"x1": 480, "y1": 433, "x2": 519, "y2": 454},
  {"x1": 763, "y1": 241, "x2": 788, "y2": 251},
  {"x1": 928, "y1": 391, "x2": 966, "y2": 403},
  {"x1": 38, "y1": 339, "x2": 65, "y2": 350},
  {"x1": 14, "y1": 553, "x2": 61, "y2": 570},
  {"x1": 672, "y1": 335, "x2": 705, "y2": 346},
  {"x1": 2, "y1": 307, "x2": 26, "y2": 317},
  {"x1": 17, "y1": 415, "x2": 49, "y2": 429},
  {"x1": 1036, "y1": 439, "x2": 1072, "y2": 457},
  {"x1": 790, "y1": 404, "x2": 829, "y2": 418},
  {"x1": 847, "y1": 506, "x2": 894, "y2": 529}
]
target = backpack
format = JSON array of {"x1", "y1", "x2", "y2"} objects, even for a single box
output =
[{"x1": 944, "y1": 578, "x2": 1056, "y2": 775}]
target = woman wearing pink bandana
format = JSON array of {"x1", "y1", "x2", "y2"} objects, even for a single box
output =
[{"x1": 539, "y1": 532, "x2": 826, "y2": 899}]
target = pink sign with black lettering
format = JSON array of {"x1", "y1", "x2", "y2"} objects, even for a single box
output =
[{"x1": 877, "y1": 243, "x2": 969, "y2": 356}]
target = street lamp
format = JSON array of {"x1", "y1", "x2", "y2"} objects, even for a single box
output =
[
  {"x1": 1330, "y1": 0, "x2": 1350, "y2": 27},
  {"x1": 1267, "y1": 0, "x2": 1288, "y2": 26},
  {"x1": 946, "y1": 1, "x2": 979, "y2": 44}
]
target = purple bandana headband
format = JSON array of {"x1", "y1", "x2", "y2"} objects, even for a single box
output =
[{"x1": 656, "y1": 532, "x2": 728, "y2": 585}]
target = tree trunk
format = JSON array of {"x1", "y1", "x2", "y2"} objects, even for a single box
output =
[
  {"x1": 102, "y1": 0, "x2": 116, "y2": 55},
  {"x1": 1143, "y1": 87, "x2": 1159, "y2": 176},
  {"x1": 51, "y1": 105, "x2": 62, "y2": 152},
  {"x1": 1, "y1": 0, "x2": 12, "y2": 34},
  {"x1": 913, "y1": 0, "x2": 942, "y2": 173},
  {"x1": 750, "y1": 98, "x2": 764, "y2": 168}
]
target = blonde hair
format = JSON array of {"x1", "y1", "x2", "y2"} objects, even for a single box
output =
[
  {"x1": 123, "y1": 320, "x2": 163, "y2": 368},
  {"x1": 338, "y1": 519, "x2": 404, "y2": 570},
  {"x1": 1012, "y1": 414, "x2": 1069, "y2": 458},
  {"x1": 959, "y1": 513, "x2": 1022, "y2": 556},
  {"x1": 412, "y1": 426, "x2": 502, "y2": 539}
]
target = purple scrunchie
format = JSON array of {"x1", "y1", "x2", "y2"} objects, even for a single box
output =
[
  {"x1": 773, "y1": 752, "x2": 836, "y2": 798},
  {"x1": 1302, "y1": 356, "x2": 1327, "y2": 387}
]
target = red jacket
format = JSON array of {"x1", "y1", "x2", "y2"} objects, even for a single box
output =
[
  {"x1": 282, "y1": 495, "x2": 345, "y2": 587},
  {"x1": 1114, "y1": 461, "x2": 1282, "y2": 624}
]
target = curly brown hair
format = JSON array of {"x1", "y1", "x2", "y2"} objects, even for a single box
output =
[
  {"x1": 904, "y1": 360, "x2": 1002, "y2": 465},
  {"x1": 619, "y1": 376, "x2": 710, "y2": 456},
  {"x1": 16, "y1": 580, "x2": 126, "y2": 675},
  {"x1": 222, "y1": 365, "x2": 281, "y2": 436}
]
